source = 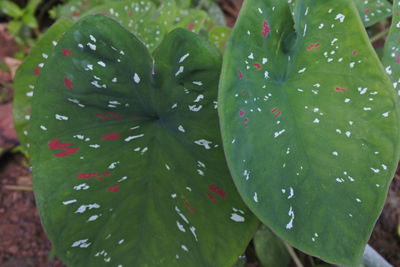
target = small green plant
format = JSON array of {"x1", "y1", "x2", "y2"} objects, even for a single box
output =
[
  {"x1": 13, "y1": 0, "x2": 400, "y2": 266},
  {"x1": 0, "y1": 0, "x2": 41, "y2": 47}
]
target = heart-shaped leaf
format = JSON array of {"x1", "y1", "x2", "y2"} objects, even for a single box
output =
[
  {"x1": 13, "y1": 19, "x2": 74, "y2": 156},
  {"x1": 30, "y1": 15, "x2": 258, "y2": 266},
  {"x1": 353, "y1": 0, "x2": 392, "y2": 27},
  {"x1": 219, "y1": 0, "x2": 400, "y2": 266},
  {"x1": 81, "y1": 0, "x2": 207, "y2": 51},
  {"x1": 383, "y1": 0, "x2": 400, "y2": 92}
]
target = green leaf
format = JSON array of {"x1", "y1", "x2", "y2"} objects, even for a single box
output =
[
  {"x1": 22, "y1": 13, "x2": 38, "y2": 28},
  {"x1": 13, "y1": 19, "x2": 74, "y2": 157},
  {"x1": 382, "y1": 0, "x2": 400, "y2": 92},
  {"x1": 218, "y1": 0, "x2": 400, "y2": 266},
  {"x1": 79, "y1": 0, "x2": 208, "y2": 51},
  {"x1": 54, "y1": 0, "x2": 119, "y2": 21},
  {"x1": 30, "y1": 15, "x2": 258, "y2": 266},
  {"x1": 254, "y1": 225, "x2": 290, "y2": 267},
  {"x1": 25, "y1": 0, "x2": 41, "y2": 14},
  {"x1": 7, "y1": 20, "x2": 23, "y2": 35},
  {"x1": 208, "y1": 26, "x2": 231, "y2": 53},
  {"x1": 0, "y1": 0, "x2": 23, "y2": 18},
  {"x1": 353, "y1": 0, "x2": 392, "y2": 27}
]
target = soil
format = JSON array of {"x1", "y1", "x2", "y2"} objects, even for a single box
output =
[{"x1": 0, "y1": 0, "x2": 399, "y2": 266}]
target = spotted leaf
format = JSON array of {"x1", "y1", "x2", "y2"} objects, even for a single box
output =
[
  {"x1": 208, "y1": 26, "x2": 231, "y2": 53},
  {"x1": 13, "y1": 19, "x2": 74, "y2": 156},
  {"x1": 219, "y1": 0, "x2": 400, "y2": 266},
  {"x1": 383, "y1": 0, "x2": 400, "y2": 93},
  {"x1": 81, "y1": 0, "x2": 207, "y2": 51},
  {"x1": 30, "y1": 15, "x2": 258, "y2": 266},
  {"x1": 353, "y1": 0, "x2": 392, "y2": 27}
]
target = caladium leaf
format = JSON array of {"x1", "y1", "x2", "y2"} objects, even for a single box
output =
[
  {"x1": 30, "y1": 15, "x2": 258, "y2": 266},
  {"x1": 219, "y1": 0, "x2": 400, "y2": 266},
  {"x1": 13, "y1": 19, "x2": 74, "y2": 156},
  {"x1": 83, "y1": 0, "x2": 207, "y2": 51},
  {"x1": 208, "y1": 26, "x2": 231, "y2": 53},
  {"x1": 382, "y1": 0, "x2": 400, "y2": 93},
  {"x1": 353, "y1": 0, "x2": 392, "y2": 27},
  {"x1": 53, "y1": 0, "x2": 121, "y2": 21}
]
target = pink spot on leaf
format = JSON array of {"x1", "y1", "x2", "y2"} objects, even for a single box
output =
[
  {"x1": 48, "y1": 139, "x2": 78, "y2": 157},
  {"x1": 209, "y1": 185, "x2": 226, "y2": 199},
  {"x1": 239, "y1": 110, "x2": 245, "y2": 117},
  {"x1": 182, "y1": 198, "x2": 195, "y2": 214},
  {"x1": 306, "y1": 43, "x2": 320, "y2": 51},
  {"x1": 64, "y1": 78, "x2": 73, "y2": 90},
  {"x1": 107, "y1": 185, "x2": 120, "y2": 192},
  {"x1": 262, "y1": 21, "x2": 271, "y2": 37},
  {"x1": 63, "y1": 49, "x2": 73, "y2": 56},
  {"x1": 253, "y1": 63, "x2": 262, "y2": 70},
  {"x1": 206, "y1": 192, "x2": 217, "y2": 203},
  {"x1": 335, "y1": 87, "x2": 348, "y2": 92},
  {"x1": 187, "y1": 24, "x2": 195, "y2": 30},
  {"x1": 33, "y1": 67, "x2": 41, "y2": 76},
  {"x1": 101, "y1": 132, "x2": 120, "y2": 140},
  {"x1": 237, "y1": 70, "x2": 244, "y2": 79}
]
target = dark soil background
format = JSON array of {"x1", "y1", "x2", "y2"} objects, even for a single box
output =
[{"x1": 0, "y1": 0, "x2": 399, "y2": 266}]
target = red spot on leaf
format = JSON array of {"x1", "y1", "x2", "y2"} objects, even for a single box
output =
[
  {"x1": 206, "y1": 192, "x2": 217, "y2": 203},
  {"x1": 364, "y1": 8, "x2": 371, "y2": 13},
  {"x1": 107, "y1": 185, "x2": 120, "y2": 192},
  {"x1": 96, "y1": 113, "x2": 110, "y2": 120},
  {"x1": 109, "y1": 112, "x2": 122, "y2": 119},
  {"x1": 396, "y1": 54, "x2": 400, "y2": 63},
  {"x1": 63, "y1": 49, "x2": 73, "y2": 56},
  {"x1": 181, "y1": 198, "x2": 195, "y2": 214},
  {"x1": 335, "y1": 87, "x2": 348, "y2": 92},
  {"x1": 306, "y1": 43, "x2": 320, "y2": 51},
  {"x1": 271, "y1": 108, "x2": 282, "y2": 117},
  {"x1": 82, "y1": 0, "x2": 89, "y2": 5},
  {"x1": 33, "y1": 67, "x2": 41, "y2": 76},
  {"x1": 48, "y1": 139, "x2": 78, "y2": 157},
  {"x1": 187, "y1": 24, "x2": 195, "y2": 30},
  {"x1": 253, "y1": 63, "x2": 262, "y2": 70},
  {"x1": 73, "y1": 12, "x2": 79, "y2": 17},
  {"x1": 101, "y1": 132, "x2": 121, "y2": 140},
  {"x1": 128, "y1": 12, "x2": 133, "y2": 17},
  {"x1": 76, "y1": 172, "x2": 112, "y2": 180},
  {"x1": 242, "y1": 90, "x2": 247, "y2": 94},
  {"x1": 64, "y1": 78, "x2": 73, "y2": 90},
  {"x1": 352, "y1": 50, "x2": 358, "y2": 55},
  {"x1": 239, "y1": 110, "x2": 245, "y2": 117},
  {"x1": 209, "y1": 185, "x2": 226, "y2": 199},
  {"x1": 237, "y1": 70, "x2": 244, "y2": 79},
  {"x1": 262, "y1": 21, "x2": 271, "y2": 37}
]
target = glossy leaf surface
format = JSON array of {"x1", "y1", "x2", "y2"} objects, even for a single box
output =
[
  {"x1": 219, "y1": 0, "x2": 400, "y2": 265},
  {"x1": 30, "y1": 15, "x2": 258, "y2": 267},
  {"x1": 13, "y1": 19, "x2": 74, "y2": 156}
]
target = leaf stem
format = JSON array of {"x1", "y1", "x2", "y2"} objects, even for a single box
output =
[
  {"x1": 370, "y1": 28, "x2": 390, "y2": 43},
  {"x1": 283, "y1": 241, "x2": 304, "y2": 267},
  {"x1": 3, "y1": 185, "x2": 33, "y2": 191}
]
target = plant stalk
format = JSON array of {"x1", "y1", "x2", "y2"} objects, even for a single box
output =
[
  {"x1": 283, "y1": 241, "x2": 304, "y2": 267},
  {"x1": 370, "y1": 28, "x2": 390, "y2": 43}
]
